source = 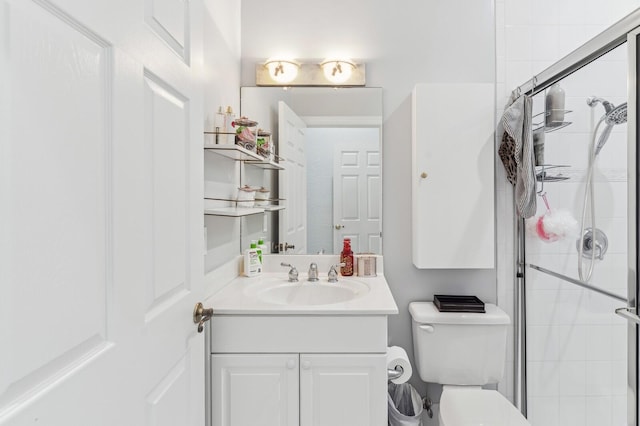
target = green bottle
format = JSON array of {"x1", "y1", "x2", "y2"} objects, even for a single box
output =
[{"x1": 251, "y1": 240, "x2": 262, "y2": 267}]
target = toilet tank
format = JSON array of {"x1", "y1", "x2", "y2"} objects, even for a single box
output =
[{"x1": 409, "y1": 302, "x2": 510, "y2": 385}]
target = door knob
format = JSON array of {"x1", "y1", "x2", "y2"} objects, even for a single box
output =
[
  {"x1": 193, "y1": 302, "x2": 213, "y2": 333},
  {"x1": 301, "y1": 361, "x2": 311, "y2": 370},
  {"x1": 420, "y1": 172, "x2": 428, "y2": 179},
  {"x1": 335, "y1": 224, "x2": 344, "y2": 230}
]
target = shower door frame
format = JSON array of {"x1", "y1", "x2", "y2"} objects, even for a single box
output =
[{"x1": 512, "y1": 10, "x2": 640, "y2": 425}]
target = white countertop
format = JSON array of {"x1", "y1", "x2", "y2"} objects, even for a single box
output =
[{"x1": 210, "y1": 256, "x2": 398, "y2": 315}]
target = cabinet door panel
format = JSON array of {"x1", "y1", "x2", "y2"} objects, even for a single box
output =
[
  {"x1": 212, "y1": 354, "x2": 299, "y2": 426},
  {"x1": 411, "y1": 83, "x2": 495, "y2": 269},
  {"x1": 299, "y1": 354, "x2": 386, "y2": 426}
]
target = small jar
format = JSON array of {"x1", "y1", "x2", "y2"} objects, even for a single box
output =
[
  {"x1": 255, "y1": 187, "x2": 270, "y2": 206},
  {"x1": 356, "y1": 255, "x2": 377, "y2": 277},
  {"x1": 236, "y1": 185, "x2": 256, "y2": 207}
]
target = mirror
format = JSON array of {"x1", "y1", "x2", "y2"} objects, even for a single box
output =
[{"x1": 240, "y1": 87, "x2": 383, "y2": 255}]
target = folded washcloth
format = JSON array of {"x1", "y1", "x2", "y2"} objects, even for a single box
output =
[{"x1": 497, "y1": 94, "x2": 537, "y2": 218}]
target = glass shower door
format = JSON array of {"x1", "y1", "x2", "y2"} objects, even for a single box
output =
[{"x1": 521, "y1": 37, "x2": 637, "y2": 426}]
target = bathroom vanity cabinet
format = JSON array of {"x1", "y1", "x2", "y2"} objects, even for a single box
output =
[
  {"x1": 211, "y1": 352, "x2": 386, "y2": 426},
  {"x1": 208, "y1": 258, "x2": 398, "y2": 426},
  {"x1": 209, "y1": 314, "x2": 388, "y2": 426}
]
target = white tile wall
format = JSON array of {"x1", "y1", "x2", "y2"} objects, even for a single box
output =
[{"x1": 495, "y1": 1, "x2": 639, "y2": 425}]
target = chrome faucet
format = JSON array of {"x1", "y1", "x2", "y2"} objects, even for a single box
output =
[
  {"x1": 327, "y1": 263, "x2": 345, "y2": 283},
  {"x1": 280, "y1": 262, "x2": 299, "y2": 282},
  {"x1": 308, "y1": 262, "x2": 319, "y2": 282}
]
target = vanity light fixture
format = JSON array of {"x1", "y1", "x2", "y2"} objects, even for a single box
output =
[
  {"x1": 320, "y1": 60, "x2": 356, "y2": 84},
  {"x1": 264, "y1": 59, "x2": 300, "y2": 84},
  {"x1": 256, "y1": 58, "x2": 365, "y2": 86}
]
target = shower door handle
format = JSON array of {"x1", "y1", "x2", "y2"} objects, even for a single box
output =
[{"x1": 615, "y1": 306, "x2": 640, "y2": 325}]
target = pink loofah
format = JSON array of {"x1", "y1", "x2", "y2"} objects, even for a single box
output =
[
  {"x1": 529, "y1": 208, "x2": 579, "y2": 243},
  {"x1": 536, "y1": 215, "x2": 558, "y2": 242}
]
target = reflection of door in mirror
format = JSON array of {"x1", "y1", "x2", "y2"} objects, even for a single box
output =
[
  {"x1": 306, "y1": 128, "x2": 380, "y2": 254},
  {"x1": 240, "y1": 87, "x2": 383, "y2": 255},
  {"x1": 278, "y1": 101, "x2": 307, "y2": 253}
]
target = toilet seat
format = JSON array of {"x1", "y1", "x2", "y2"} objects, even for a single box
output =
[{"x1": 439, "y1": 386, "x2": 530, "y2": 426}]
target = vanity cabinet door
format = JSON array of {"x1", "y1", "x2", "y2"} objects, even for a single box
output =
[
  {"x1": 299, "y1": 354, "x2": 387, "y2": 426},
  {"x1": 211, "y1": 354, "x2": 299, "y2": 426}
]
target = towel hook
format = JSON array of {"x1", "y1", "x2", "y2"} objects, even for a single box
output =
[{"x1": 537, "y1": 163, "x2": 546, "y2": 195}]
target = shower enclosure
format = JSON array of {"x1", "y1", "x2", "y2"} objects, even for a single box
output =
[{"x1": 511, "y1": 11, "x2": 640, "y2": 426}]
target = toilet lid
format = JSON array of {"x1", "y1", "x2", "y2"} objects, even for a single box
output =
[{"x1": 440, "y1": 387, "x2": 530, "y2": 426}]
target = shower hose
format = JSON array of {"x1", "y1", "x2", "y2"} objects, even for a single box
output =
[{"x1": 578, "y1": 115, "x2": 606, "y2": 282}]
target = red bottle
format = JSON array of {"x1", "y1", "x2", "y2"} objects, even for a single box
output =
[{"x1": 340, "y1": 238, "x2": 354, "y2": 276}]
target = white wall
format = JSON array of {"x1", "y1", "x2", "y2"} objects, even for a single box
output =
[
  {"x1": 202, "y1": 0, "x2": 242, "y2": 272},
  {"x1": 240, "y1": 0, "x2": 497, "y2": 399}
]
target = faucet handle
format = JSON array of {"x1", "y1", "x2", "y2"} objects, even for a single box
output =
[
  {"x1": 280, "y1": 262, "x2": 299, "y2": 282},
  {"x1": 327, "y1": 263, "x2": 345, "y2": 283}
]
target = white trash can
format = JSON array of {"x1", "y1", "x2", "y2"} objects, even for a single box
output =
[{"x1": 388, "y1": 383, "x2": 423, "y2": 426}]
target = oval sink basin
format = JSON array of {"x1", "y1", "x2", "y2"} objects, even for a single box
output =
[{"x1": 252, "y1": 280, "x2": 370, "y2": 306}]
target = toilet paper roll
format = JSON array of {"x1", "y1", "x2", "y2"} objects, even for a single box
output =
[{"x1": 387, "y1": 346, "x2": 412, "y2": 384}]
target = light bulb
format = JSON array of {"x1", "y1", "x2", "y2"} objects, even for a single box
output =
[
  {"x1": 264, "y1": 60, "x2": 299, "y2": 84},
  {"x1": 321, "y1": 60, "x2": 355, "y2": 84}
]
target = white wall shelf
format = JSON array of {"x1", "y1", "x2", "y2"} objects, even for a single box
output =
[
  {"x1": 204, "y1": 207, "x2": 265, "y2": 217},
  {"x1": 245, "y1": 159, "x2": 284, "y2": 170},
  {"x1": 204, "y1": 143, "x2": 284, "y2": 170},
  {"x1": 204, "y1": 143, "x2": 262, "y2": 161}
]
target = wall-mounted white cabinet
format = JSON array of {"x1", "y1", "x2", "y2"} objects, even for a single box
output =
[{"x1": 411, "y1": 83, "x2": 495, "y2": 269}]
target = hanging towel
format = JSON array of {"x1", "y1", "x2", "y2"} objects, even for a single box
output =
[{"x1": 497, "y1": 94, "x2": 537, "y2": 218}]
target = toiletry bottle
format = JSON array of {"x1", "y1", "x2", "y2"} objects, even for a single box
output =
[
  {"x1": 214, "y1": 106, "x2": 225, "y2": 144},
  {"x1": 224, "y1": 106, "x2": 235, "y2": 144},
  {"x1": 545, "y1": 83, "x2": 565, "y2": 127},
  {"x1": 251, "y1": 240, "x2": 262, "y2": 268},
  {"x1": 258, "y1": 237, "x2": 268, "y2": 255},
  {"x1": 340, "y1": 238, "x2": 354, "y2": 276},
  {"x1": 244, "y1": 245, "x2": 260, "y2": 277}
]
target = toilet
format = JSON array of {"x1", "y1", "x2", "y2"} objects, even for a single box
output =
[{"x1": 409, "y1": 302, "x2": 530, "y2": 426}]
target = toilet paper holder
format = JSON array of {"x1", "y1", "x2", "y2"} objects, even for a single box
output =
[{"x1": 387, "y1": 365, "x2": 404, "y2": 381}]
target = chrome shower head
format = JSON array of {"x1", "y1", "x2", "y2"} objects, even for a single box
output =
[
  {"x1": 604, "y1": 102, "x2": 627, "y2": 125},
  {"x1": 593, "y1": 102, "x2": 627, "y2": 156}
]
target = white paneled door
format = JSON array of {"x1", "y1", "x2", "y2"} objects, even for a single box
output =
[
  {"x1": 332, "y1": 131, "x2": 381, "y2": 254},
  {"x1": 0, "y1": 0, "x2": 204, "y2": 424}
]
